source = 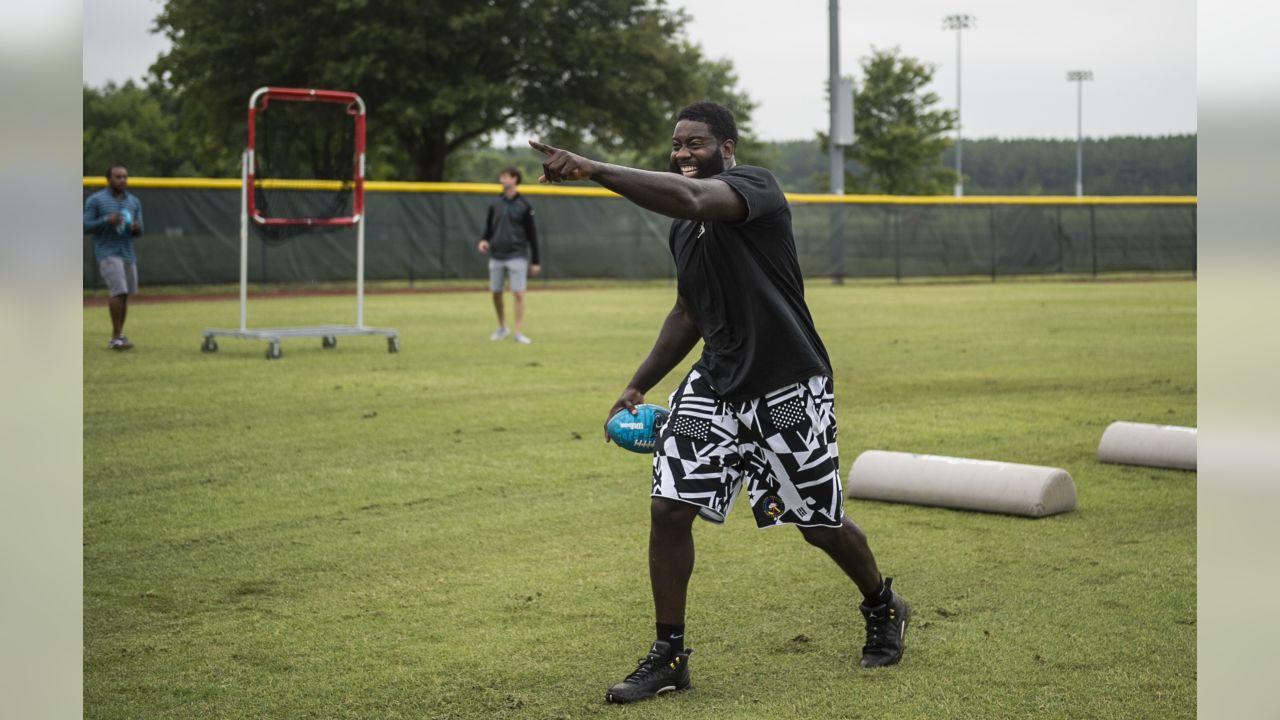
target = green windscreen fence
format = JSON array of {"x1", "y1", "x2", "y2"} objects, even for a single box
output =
[{"x1": 83, "y1": 182, "x2": 1196, "y2": 288}]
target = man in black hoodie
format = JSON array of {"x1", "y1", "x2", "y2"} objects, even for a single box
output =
[{"x1": 478, "y1": 166, "x2": 541, "y2": 344}]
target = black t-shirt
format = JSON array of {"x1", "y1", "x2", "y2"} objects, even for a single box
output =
[{"x1": 669, "y1": 165, "x2": 832, "y2": 402}]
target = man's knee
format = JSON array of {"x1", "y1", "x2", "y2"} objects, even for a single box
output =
[
  {"x1": 799, "y1": 523, "x2": 839, "y2": 550},
  {"x1": 651, "y1": 497, "x2": 698, "y2": 531},
  {"x1": 798, "y1": 520, "x2": 861, "y2": 551}
]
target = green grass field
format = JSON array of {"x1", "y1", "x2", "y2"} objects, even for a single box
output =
[{"x1": 84, "y1": 279, "x2": 1196, "y2": 719}]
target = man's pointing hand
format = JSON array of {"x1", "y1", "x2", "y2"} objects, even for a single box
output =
[{"x1": 530, "y1": 140, "x2": 599, "y2": 183}]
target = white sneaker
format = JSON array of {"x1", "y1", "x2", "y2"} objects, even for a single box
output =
[
  {"x1": 490, "y1": 327, "x2": 510, "y2": 341},
  {"x1": 513, "y1": 333, "x2": 532, "y2": 345}
]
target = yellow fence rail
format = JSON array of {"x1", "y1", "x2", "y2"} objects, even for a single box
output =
[{"x1": 82, "y1": 177, "x2": 1196, "y2": 206}]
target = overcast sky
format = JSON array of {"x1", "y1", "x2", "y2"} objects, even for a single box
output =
[{"x1": 83, "y1": 0, "x2": 1196, "y2": 141}]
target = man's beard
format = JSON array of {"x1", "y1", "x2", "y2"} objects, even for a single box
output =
[{"x1": 668, "y1": 152, "x2": 726, "y2": 178}]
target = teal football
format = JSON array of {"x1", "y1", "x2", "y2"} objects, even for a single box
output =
[
  {"x1": 606, "y1": 404, "x2": 671, "y2": 454},
  {"x1": 117, "y1": 208, "x2": 133, "y2": 236}
]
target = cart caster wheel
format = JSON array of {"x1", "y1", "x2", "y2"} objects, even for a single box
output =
[
  {"x1": 201, "y1": 337, "x2": 218, "y2": 353},
  {"x1": 388, "y1": 337, "x2": 400, "y2": 354},
  {"x1": 266, "y1": 342, "x2": 282, "y2": 360},
  {"x1": 322, "y1": 336, "x2": 337, "y2": 349}
]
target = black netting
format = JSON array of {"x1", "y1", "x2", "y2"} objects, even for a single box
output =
[
  {"x1": 253, "y1": 98, "x2": 357, "y2": 243},
  {"x1": 83, "y1": 186, "x2": 1197, "y2": 286}
]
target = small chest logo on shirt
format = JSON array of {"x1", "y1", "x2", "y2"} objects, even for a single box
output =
[{"x1": 696, "y1": 223, "x2": 706, "y2": 238}]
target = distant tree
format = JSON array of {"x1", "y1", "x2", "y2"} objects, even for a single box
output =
[
  {"x1": 838, "y1": 48, "x2": 957, "y2": 194},
  {"x1": 609, "y1": 56, "x2": 774, "y2": 173},
  {"x1": 152, "y1": 0, "x2": 759, "y2": 181},
  {"x1": 444, "y1": 142, "x2": 570, "y2": 185},
  {"x1": 436, "y1": 66, "x2": 768, "y2": 183},
  {"x1": 82, "y1": 80, "x2": 197, "y2": 177},
  {"x1": 770, "y1": 139, "x2": 830, "y2": 193}
]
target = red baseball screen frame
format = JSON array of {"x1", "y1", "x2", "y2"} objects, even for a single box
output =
[{"x1": 245, "y1": 87, "x2": 366, "y2": 227}]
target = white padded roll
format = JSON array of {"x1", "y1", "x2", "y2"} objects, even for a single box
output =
[
  {"x1": 1097, "y1": 421, "x2": 1196, "y2": 471},
  {"x1": 846, "y1": 450, "x2": 1077, "y2": 518}
]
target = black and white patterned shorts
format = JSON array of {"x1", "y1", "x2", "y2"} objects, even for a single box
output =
[{"x1": 651, "y1": 369, "x2": 844, "y2": 528}]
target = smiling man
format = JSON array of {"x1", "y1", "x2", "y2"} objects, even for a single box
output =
[{"x1": 532, "y1": 101, "x2": 912, "y2": 704}]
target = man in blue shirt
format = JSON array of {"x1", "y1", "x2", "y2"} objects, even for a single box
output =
[{"x1": 84, "y1": 165, "x2": 144, "y2": 350}]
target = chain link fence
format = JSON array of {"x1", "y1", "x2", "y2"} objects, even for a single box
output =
[{"x1": 83, "y1": 180, "x2": 1196, "y2": 288}]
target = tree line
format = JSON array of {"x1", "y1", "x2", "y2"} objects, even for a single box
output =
[
  {"x1": 85, "y1": 77, "x2": 1194, "y2": 197},
  {"x1": 768, "y1": 135, "x2": 1195, "y2": 195},
  {"x1": 84, "y1": 3, "x2": 1193, "y2": 195},
  {"x1": 939, "y1": 136, "x2": 1196, "y2": 196},
  {"x1": 119, "y1": 0, "x2": 759, "y2": 182}
]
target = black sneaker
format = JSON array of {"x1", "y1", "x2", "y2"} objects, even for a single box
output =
[
  {"x1": 605, "y1": 640, "x2": 691, "y2": 704},
  {"x1": 859, "y1": 577, "x2": 911, "y2": 668}
]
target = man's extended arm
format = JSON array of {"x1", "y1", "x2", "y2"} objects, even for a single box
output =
[
  {"x1": 530, "y1": 140, "x2": 746, "y2": 223},
  {"x1": 593, "y1": 164, "x2": 745, "y2": 223},
  {"x1": 605, "y1": 297, "x2": 702, "y2": 439}
]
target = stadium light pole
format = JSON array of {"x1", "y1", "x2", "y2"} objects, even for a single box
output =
[
  {"x1": 943, "y1": 13, "x2": 975, "y2": 197},
  {"x1": 1067, "y1": 70, "x2": 1093, "y2": 197},
  {"x1": 829, "y1": 0, "x2": 843, "y2": 197},
  {"x1": 828, "y1": 0, "x2": 846, "y2": 284}
]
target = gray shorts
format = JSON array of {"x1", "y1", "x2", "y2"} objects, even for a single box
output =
[
  {"x1": 99, "y1": 257, "x2": 139, "y2": 297},
  {"x1": 489, "y1": 256, "x2": 529, "y2": 292}
]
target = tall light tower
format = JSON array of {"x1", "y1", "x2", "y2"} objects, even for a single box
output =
[
  {"x1": 1067, "y1": 70, "x2": 1093, "y2": 197},
  {"x1": 827, "y1": 0, "x2": 855, "y2": 283},
  {"x1": 943, "y1": 13, "x2": 975, "y2": 197},
  {"x1": 829, "y1": 0, "x2": 844, "y2": 197}
]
